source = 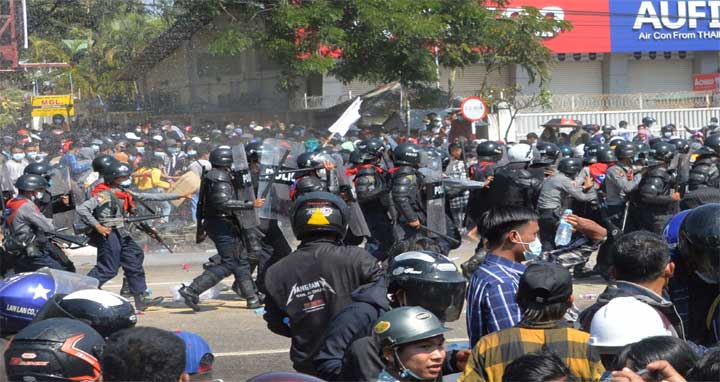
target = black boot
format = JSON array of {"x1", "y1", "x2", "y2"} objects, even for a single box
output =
[
  {"x1": 133, "y1": 294, "x2": 164, "y2": 312},
  {"x1": 179, "y1": 271, "x2": 221, "y2": 312},
  {"x1": 120, "y1": 278, "x2": 131, "y2": 297},
  {"x1": 236, "y1": 278, "x2": 262, "y2": 309}
]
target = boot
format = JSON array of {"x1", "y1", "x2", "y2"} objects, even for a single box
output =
[
  {"x1": 133, "y1": 294, "x2": 164, "y2": 312},
  {"x1": 120, "y1": 278, "x2": 131, "y2": 297},
  {"x1": 179, "y1": 271, "x2": 221, "y2": 312},
  {"x1": 236, "y1": 278, "x2": 262, "y2": 309}
]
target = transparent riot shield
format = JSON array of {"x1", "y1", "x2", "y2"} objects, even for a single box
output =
[
  {"x1": 49, "y1": 167, "x2": 71, "y2": 196},
  {"x1": 257, "y1": 139, "x2": 304, "y2": 241},
  {"x1": 419, "y1": 149, "x2": 447, "y2": 235},
  {"x1": 331, "y1": 152, "x2": 371, "y2": 238},
  {"x1": 231, "y1": 144, "x2": 259, "y2": 228}
]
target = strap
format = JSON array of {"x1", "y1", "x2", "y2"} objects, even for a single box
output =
[
  {"x1": 707, "y1": 294, "x2": 720, "y2": 331},
  {"x1": 6, "y1": 198, "x2": 30, "y2": 226}
]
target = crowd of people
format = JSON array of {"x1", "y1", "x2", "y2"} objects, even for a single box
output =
[{"x1": 0, "y1": 112, "x2": 718, "y2": 382}]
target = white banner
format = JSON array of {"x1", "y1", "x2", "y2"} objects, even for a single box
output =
[{"x1": 328, "y1": 97, "x2": 362, "y2": 137}]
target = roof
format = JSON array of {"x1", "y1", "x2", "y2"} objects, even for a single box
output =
[{"x1": 118, "y1": 16, "x2": 209, "y2": 81}]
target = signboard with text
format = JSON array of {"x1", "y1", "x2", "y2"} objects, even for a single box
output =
[
  {"x1": 694, "y1": 73, "x2": 720, "y2": 91},
  {"x1": 30, "y1": 95, "x2": 74, "y2": 118}
]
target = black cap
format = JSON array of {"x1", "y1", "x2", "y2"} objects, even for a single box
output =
[{"x1": 517, "y1": 263, "x2": 572, "y2": 306}]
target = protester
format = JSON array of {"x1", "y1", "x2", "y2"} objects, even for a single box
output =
[{"x1": 501, "y1": 351, "x2": 577, "y2": 382}]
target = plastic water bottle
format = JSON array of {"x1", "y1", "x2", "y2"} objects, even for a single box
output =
[{"x1": 554, "y1": 209, "x2": 573, "y2": 247}]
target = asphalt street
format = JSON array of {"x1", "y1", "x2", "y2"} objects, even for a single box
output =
[{"x1": 67, "y1": 240, "x2": 608, "y2": 381}]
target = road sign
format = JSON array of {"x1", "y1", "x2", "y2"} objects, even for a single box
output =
[
  {"x1": 460, "y1": 96, "x2": 487, "y2": 122},
  {"x1": 31, "y1": 95, "x2": 74, "y2": 118}
]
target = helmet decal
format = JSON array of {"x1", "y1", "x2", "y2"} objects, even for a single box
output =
[
  {"x1": 307, "y1": 208, "x2": 331, "y2": 225},
  {"x1": 374, "y1": 321, "x2": 391, "y2": 334}
]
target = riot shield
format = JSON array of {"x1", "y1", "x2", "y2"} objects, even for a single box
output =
[
  {"x1": 231, "y1": 144, "x2": 259, "y2": 228},
  {"x1": 331, "y1": 153, "x2": 371, "y2": 238},
  {"x1": 49, "y1": 167, "x2": 71, "y2": 196},
  {"x1": 257, "y1": 138, "x2": 304, "y2": 242},
  {"x1": 419, "y1": 150, "x2": 447, "y2": 235}
]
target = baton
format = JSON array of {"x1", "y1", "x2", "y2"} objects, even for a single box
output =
[
  {"x1": 260, "y1": 149, "x2": 291, "y2": 200},
  {"x1": 620, "y1": 201, "x2": 630, "y2": 232},
  {"x1": 419, "y1": 224, "x2": 461, "y2": 247}
]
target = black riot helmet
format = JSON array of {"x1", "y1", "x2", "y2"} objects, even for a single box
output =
[
  {"x1": 5, "y1": 318, "x2": 104, "y2": 382},
  {"x1": 703, "y1": 133, "x2": 720, "y2": 156},
  {"x1": 475, "y1": 141, "x2": 503, "y2": 161},
  {"x1": 102, "y1": 162, "x2": 132, "y2": 183},
  {"x1": 669, "y1": 138, "x2": 690, "y2": 154},
  {"x1": 615, "y1": 142, "x2": 637, "y2": 160},
  {"x1": 584, "y1": 143, "x2": 609, "y2": 164},
  {"x1": 601, "y1": 124, "x2": 616, "y2": 134},
  {"x1": 33, "y1": 289, "x2": 137, "y2": 338},
  {"x1": 92, "y1": 154, "x2": 118, "y2": 173},
  {"x1": 357, "y1": 138, "x2": 384, "y2": 158},
  {"x1": 392, "y1": 143, "x2": 422, "y2": 166},
  {"x1": 687, "y1": 164, "x2": 718, "y2": 190},
  {"x1": 293, "y1": 176, "x2": 325, "y2": 199},
  {"x1": 557, "y1": 144, "x2": 574, "y2": 158},
  {"x1": 535, "y1": 142, "x2": 560, "y2": 163},
  {"x1": 387, "y1": 251, "x2": 467, "y2": 322},
  {"x1": 245, "y1": 141, "x2": 265, "y2": 161},
  {"x1": 678, "y1": 203, "x2": 720, "y2": 284},
  {"x1": 558, "y1": 158, "x2": 583, "y2": 177},
  {"x1": 24, "y1": 162, "x2": 53, "y2": 178},
  {"x1": 349, "y1": 150, "x2": 366, "y2": 165},
  {"x1": 15, "y1": 173, "x2": 49, "y2": 192},
  {"x1": 596, "y1": 148, "x2": 617, "y2": 164},
  {"x1": 642, "y1": 116, "x2": 656, "y2": 127},
  {"x1": 290, "y1": 191, "x2": 349, "y2": 241},
  {"x1": 209, "y1": 147, "x2": 233, "y2": 167},
  {"x1": 651, "y1": 141, "x2": 676, "y2": 162},
  {"x1": 296, "y1": 151, "x2": 321, "y2": 169},
  {"x1": 634, "y1": 142, "x2": 651, "y2": 159}
]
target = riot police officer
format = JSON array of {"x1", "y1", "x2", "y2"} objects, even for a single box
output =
[
  {"x1": 23, "y1": 162, "x2": 73, "y2": 219},
  {"x1": 467, "y1": 141, "x2": 502, "y2": 233},
  {"x1": 484, "y1": 143, "x2": 542, "y2": 210},
  {"x1": 528, "y1": 141, "x2": 560, "y2": 181},
  {"x1": 604, "y1": 142, "x2": 643, "y2": 230},
  {"x1": 669, "y1": 138, "x2": 691, "y2": 187},
  {"x1": 691, "y1": 133, "x2": 720, "y2": 188},
  {"x1": 179, "y1": 147, "x2": 265, "y2": 311},
  {"x1": 627, "y1": 142, "x2": 680, "y2": 234},
  {"x1": 3, "y1": 174, "x2": 67, "y2": 273},
  {"x1": 263, "y1": 191, "x2": 382, "y2": 374},
  {"x1": 537, "y1": 158, "x2": 597, "y2": 250},
  {"x1": 680, "y1": 163, "x2": 720, "y2": 209},
  {"x1": 77, "y1": 162, "x2": 181, "y2": 311},
  {"x1": 389, "y1": 143, "x2": 434, "y2": 248}
]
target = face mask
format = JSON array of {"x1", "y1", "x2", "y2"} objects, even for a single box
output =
[
  {"x1": 168, "y1": 147, "x2": 178, "y2": 154},
  {"x1": 36, "y1": 153, "x2": 48, "y2": 161},
  {"x1": 695, "y1": 270, "x2": 719, "y2": 284},
  {"x1": 663, "y1": 132, "x2": 672, "y2": 138},
  {"x1": 135, "y1": 128, "x2": 142, "y2": 133},
  {"x1": 129, "y1": 155, "x2": 136, "y2": 161},
  {"x1": 26, "y1": 152, "x2": 37, "y2": 160},
  {"x1": 91, "y1": 145, "x2": 100, "y2": 152},
  {"x1": 120, "y1": 179, "x2": 132, "y2": 187},
  {"x1": 34, "y1": 191, "x2": 44, "y2": 200},
  {"x1": 516, "y1": 233, "x2": 542, "y2": 261},
  {"x1": 136, "y1": 147, "x2": 145, "y2": 154},
  {"x1": 154, "y1": 152, "x2": 164, "y2": 158},
  {"x1": 187, "y1": 150, "x2": 197, "y2": 156},
  {"x1": 12, "y1": 153, "x2": 25, "y2": 161}
]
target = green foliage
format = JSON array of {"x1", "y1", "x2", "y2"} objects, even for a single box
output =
[
  {"x1": 208, "y1": 29, "x2": 253, "y2": 56},
  {"x1": 0, "y1": 87, "x2": 27, "y2": 126}
]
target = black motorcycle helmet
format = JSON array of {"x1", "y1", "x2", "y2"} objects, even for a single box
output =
[
  {"x1": 687, "y1": 164, "x2": 718, "y2": 190},
  {"x1": 535, "y1": 142, "x2": 560, "y2": 163},
  {"x1": 5, "y1": 318, "x2": 104, "y2": 382},
  {"x1": 91, "y1": 154, "x2": 118, "y2": 173},
  {"x1": 475, "y1": 141, "x2": 503, "y2": 161},
  {"x1": 293, "y1": 176, "x2": 325, "y2": 199},
  {"x1": 678, "y1": 203, "x2": 720, "y2": 284},
  {"x1": 357, "y1": 138, "x2": 384, "y2": 158},
  {"x1": 669, "y1": 138, "x2": 690, "y2": 154},
  {"x1": 290, "y1": 191, "x2": 349, "y2": 241},
  {"x1": 209, "y1": 147, "x2": 233, "y2": 167},
  {"x1": 15, "y1": 173, "x2": 49, "y2": 192},
  {"x1": 348, "y1": 150, "x2": 366, "y2": 166},
  {"x1": 596, "y1": 148, "x2": 617, "y2": 164},
  {"x1": 557, "y1": 144, "x2": 574, "y2": 158},
  {"x1": 102, "y1": 162, "x2": 132, "y2": 184},
  {"x1": 557, "y1": 157, "x2": 583, "y2": 177},
  {"x1": 387, "y1": 251, "x2": 467, "y2": 322},
  {"x1": 392, "y1": 143, "x2": 421, "y2": 166},
  {"x1": 245, "y1": 141, "x2": 264, "y2": 161},
  {"x1": 584, "y1": 143, "x2": 609, "y2": 164},
  {"x1": 615, "y1": 142, "x2": 637, "y2": 160},
  {"x1": 24, "y1": 162, "x2": 53, "y2": 178},
  {"x1": 33, "y1": 289, "x2": 137, "y2": 338},
  {"x1": 296, "y1": 151, "x2": 321, "y2": 169},
  {"x1": 642, "y1": 116, "x2": 656, "y2": 127},
  {"x1": 634, "y1": 142, "x2": 651, "y2": 159},
  {"x1": 703, "y1": 133, "x2": 720, "y2": 156},
  {"x1": 651, "y1": 141, "x2": 676, "y2": 162}
]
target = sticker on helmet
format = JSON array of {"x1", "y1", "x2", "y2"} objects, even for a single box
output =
[
  {"x1": 374, "y1": 321, "x2": 391, "y2": 334},
  {"x1": 416, "y1": 312, "x2": 432, "y2": 320},
  {"x1": 307, "y1": 208, "x2": 331, "y2": 225}
]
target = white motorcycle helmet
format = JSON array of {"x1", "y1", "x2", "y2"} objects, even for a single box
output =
[{"x1": 507, "y1": 143, "x2": 533, "y2": 163}]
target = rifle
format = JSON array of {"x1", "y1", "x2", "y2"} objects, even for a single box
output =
[
  {"x1": 47, "y1": 231, "x2": 90, "y2": 248},
  {"x1": 135, "y1": 221, "x2": 174, "y2": 253}
]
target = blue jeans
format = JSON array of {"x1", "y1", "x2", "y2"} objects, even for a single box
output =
[{"x1": 190, "y1": 192, "x2": 199, "y2": 222}]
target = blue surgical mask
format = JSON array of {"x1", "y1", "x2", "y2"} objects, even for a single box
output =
[
  {"x1": 168, "y1": 147, "x2": 178, "y2": 154},
  {"x1": 137, "y1": 147, "x2": 145, "y2": 154},
  {"x1": 91, "y1": 144, "x2": 100, "y2": 152},
  {"x1": 519, "y1": 237, "x2": 543, "y2": 261},
  {"x1": 26, "y1": 152, "x2": 37, "y2": 160},
  {"x1": 120, "y1": 179, "x2": 132, "y2": 187},
  {"x1": 187, "y1": 150, "x2": 197, "y2": 156},
  {"x1": 129, "y1": 155, "x2": 136, "y2": 161},
  {"x1": 12, "y1": 153, "x2": 25, "y2": 161},
  {"x1": 154, "y1": 152, "x2": 164, "y2": 158}
]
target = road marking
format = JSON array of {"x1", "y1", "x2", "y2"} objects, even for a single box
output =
[{"x1": 214, "y1": 339, "x2": 469, "y2": 357}]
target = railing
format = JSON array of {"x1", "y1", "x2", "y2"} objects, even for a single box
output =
[
  {"x1": 290, "y1": 92, "x2": 354, "y2": 110},
  {"x1": 516, "y1": 91, "x2": 720, "y2": 113}
]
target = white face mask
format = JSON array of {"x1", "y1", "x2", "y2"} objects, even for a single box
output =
[
  {"x1": 26, "y1": 152, "x2": 37, "y2": 160},
  {"x1": 12, "y1": 153, "x2": 25, "y2": 161},
  {"x1": 34, "y1": 191, "x2": 44, "y2": 200},
  {"x1": 120, "y1": 179, "x2": 132, "y2": 187},
  {"x1": 515, "y1": 233, "x2": 543, "y2": 261}
]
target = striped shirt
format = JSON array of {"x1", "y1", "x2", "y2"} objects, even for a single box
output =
[{"x1": 466, "y1": 254, "x2": 526, "y2": 347}]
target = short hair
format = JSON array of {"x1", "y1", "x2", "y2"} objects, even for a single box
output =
[
  {"x1": 479, "y1": 206, "x2": 538, "y2": 248},
  {"x1": 503, "y1": 350, "x2": 577, "y2": 382},
  {"x1": 611, "y1": 231, "x2": 670, "y2": 283},
  {"x1": 614, "y1": 336, "x2": 698, "y2": 376},
  {"x1": 686, "y1": 349, "x2": 720, "y2": 382},
  {"x1": 387, "y1": 236, "x2": 442, "y2": 260},
  {"x1": 526, "y1": 132, "x2": 539, "y2": 139},
  {"x1": 101, "y1": 327, "x2": 186, "y2": 382}
]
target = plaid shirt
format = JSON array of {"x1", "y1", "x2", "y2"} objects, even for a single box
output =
[
  {"x1": 466, "y1": 254, "x2": 526, "y2": 347},
  {"x1": 459, "y1": 322, "x2": 605, "y2": 382}
]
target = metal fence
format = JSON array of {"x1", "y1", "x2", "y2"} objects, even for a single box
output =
[
  {"x1": 511, "y1": 107, "x2": 720, "y2": 140},
  {"x1": 516, "y1": 91, "x2": 720, "y2": 113}
]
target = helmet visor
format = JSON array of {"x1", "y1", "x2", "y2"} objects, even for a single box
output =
[{"x1": 403, "y1": 281, "x2": 466, "y2": 322}]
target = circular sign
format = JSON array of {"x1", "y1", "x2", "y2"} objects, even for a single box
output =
[{"x1": 460, "y1": 96, "x2": 487, "y2": 122}]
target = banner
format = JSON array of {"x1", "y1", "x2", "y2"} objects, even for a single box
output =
[
  {"x1": 328, "y1": 97, "x2": 362, "y2": 137},
  {"x1": 694, "y1": 73, "x2": 720, "y2": 91},
  {"x1": 30, "y1": 95, "x2": 74, "y2": 118}
]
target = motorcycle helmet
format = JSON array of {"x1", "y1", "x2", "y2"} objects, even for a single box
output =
[
  {"x1": 102, "y1": 162, "x2": 132, "y2": 184},
  {"x1": 290, "y1": 191, "x2": 349, "y2": 240},
  {"x1": 392, "y1": 143, "x2": 422, "y2": 166},
  {"x1": 507, "y1": 143, "x2": 533, "y2": 163},
  {"x1": 475, "y1": 141, "x2": 503, "y2": 161},
  {"x1": 24, "y1": 162, "x2": 53, "y2": 178},
  {"x1": 387, "y1": 251, "x2": 466, "y2": 322},
  {"x1": 209, "y1": 147, "x2": 233, "y2": 167},
  {"x1": 33, "y1": 289, "x2": 136, "y2": 338},
  {"x1": 557, "y1": 158, "x2": 583, "y2": 178},
  {"x1": 678, "y1": 203, "x2": 720, "y2": 284},
  {"x1": 668, "y1": 138, "x2": 690, "y2": 154},
  {"x1": 15, "y1": 173, "x2": 48, "y2": 192},
  {"x1": 5, "y1": 318, "x2": 104, "y2": 382}
]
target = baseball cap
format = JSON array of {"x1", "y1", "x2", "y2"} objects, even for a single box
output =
[
  {"x1": 517, "y1": 263, "x2": 573, "y2": 306},
  {"x1": 174, "y1": 330, "x2": 214, "y2": 375}
]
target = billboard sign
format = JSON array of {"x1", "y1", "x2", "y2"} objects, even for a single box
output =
[
  {"x1": 694, "y1": 73, "x2": 720, "y2": 91},
  {"x1": 30, "y1": 95, "x2": 74, "y2": 118}
]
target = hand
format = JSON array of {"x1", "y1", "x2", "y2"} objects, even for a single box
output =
[
  {"x1": 454, "y1": 349, "x2": 471, "y2": 372},
  {"x1": 407, "y1": 219, "x2": 421, "y2": 229},
  {"x1": 95, "y1": 224, "x2": 111, "y2": 237},
  {"x1": 671, "y1": 192, "x2": 681, "y2": 201},
  {"x1": 611, "y1": 361, "x2": 686, "y2": 382},
  {"x1": 181, "y1": 192, "x2": 193, "y2": 199},
  {"x1": 583, "y1": 176, "x2": 593, "y2": 190},
  {"x1": 323, "y1": 160, "x2": 336, "y2": 171},
  {"x1": 61, "y1": 195, "x2": 70, "y2": 205},
  {"x1": 565, "y1": 214, "x2": 607, "y2": 242},
  {"x1": 253, "y1": 198, "x2": 265, "y2": 208},
  {"x1": 544, "y1": 169, "x2": 557, "y2": 177},
  {"x1": 483, "y1": 176, "x2": 494, "y2": 188}
]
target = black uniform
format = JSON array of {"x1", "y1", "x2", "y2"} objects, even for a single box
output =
[
  {"x1": 691, "y1": 157, "x2": 720, "y2": 188},
  {"x1": 627, "y1": 167, "x2": 679, "y2": 234},
  {"x1": 390, "y1": 165, "x2": 426, "y2": 239},
  {"x1": 263, "y1": 239, "x2": 382, "y2": 374},
  {"x1": 484, "y1": 162, "x2": 542, "y2": 209},
  {"x1": 353, "y1": 164, "x2": 395, "y2": 260}
]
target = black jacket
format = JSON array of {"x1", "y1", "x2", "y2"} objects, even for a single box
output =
[
  {"x1": 263, "y1": 239, "x2": 383, "y2": 374},
  {"x1": 313, "y1": 277, "x2": 390, "y2": 380}
]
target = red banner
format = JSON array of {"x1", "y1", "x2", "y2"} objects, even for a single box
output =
[{"x1": 694, "y1": 73, "x2": 720, "y2": 92}]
